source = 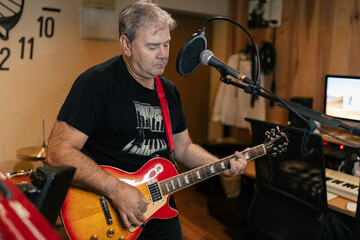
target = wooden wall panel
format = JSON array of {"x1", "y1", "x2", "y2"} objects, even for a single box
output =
[
  {"x1": 164, "y1": 13, "x2": 213, "y2": 145},
  {"x1": 226, "y1": 0, "x2": 360, "y2": 126},
  {"x1": 348, "y1": 1, "x2": 360, "y2": 74}
]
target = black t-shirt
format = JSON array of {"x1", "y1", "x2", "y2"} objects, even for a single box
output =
[{"x1": 58, "y1": 55, "x2": 187, "y2": 172}]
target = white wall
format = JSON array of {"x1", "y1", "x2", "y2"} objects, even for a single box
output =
[
  {"x1": 0, "y1": 0, "x2": 228, "y2": 173},
  {"x1": 158, "y1": 0, "x2": 229, "y2": 16}
]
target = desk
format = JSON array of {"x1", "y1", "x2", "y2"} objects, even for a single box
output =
[
  {"x1": 244, "y1": 161, "x2": 357, "y2": 218},
  {"x1": 319, "y1": 127, "x2": 360, "y2": 147}
]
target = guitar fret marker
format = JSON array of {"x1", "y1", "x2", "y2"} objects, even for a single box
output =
[
  {"x1": 196, "y1": 170, "x2": 201, "y2": 179},
  {"x1": 184, "y1": 175, "x2": 189, "y2": 184},
  {"x1": 171, "y1": 180, "x2": 175, "y2": 190},
  {"x1": 165, "y1": 183, "x2": 170, "y2": 192},
  {"x1": 220, "y1": 161, "x2": 226, "y2": 170},
  {"x1": 210, "y1": 165, "x2": 215, "y2": 174},
  {"x1": 177, "y1": 177, "x2": 182, "y2": 187},
  {"x1": 244, "y1": 152, "x2": 249, "y2": 160}
]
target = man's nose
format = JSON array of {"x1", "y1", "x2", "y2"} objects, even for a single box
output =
[{"x1": 157, "y1": 46, "x2": 168, "y2": 58}]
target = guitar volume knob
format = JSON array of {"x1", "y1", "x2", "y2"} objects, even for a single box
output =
[
  {"x1": 107, "y1": 228, "x2": 115, "y2": 237},
  {"x1": 90, "y1": 235, "x2": 98, "y2": 240}
]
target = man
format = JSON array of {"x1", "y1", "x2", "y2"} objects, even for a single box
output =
[{"x1": 46, "y1": 1, "x2": 247, "y2": 239}]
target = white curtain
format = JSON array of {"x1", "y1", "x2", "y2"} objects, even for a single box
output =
[{"x1": 212, "y1": 53, "x2": 266, "y2": 130}]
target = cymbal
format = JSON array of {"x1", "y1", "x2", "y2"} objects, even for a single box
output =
[{"x1": 17, "y1": 146, "x2": 46, "y2": 159}]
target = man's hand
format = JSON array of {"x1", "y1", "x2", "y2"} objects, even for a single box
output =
[
  {"x1": 110, "y1": 182, "x2": 150, "y2": 230},
  {"x1": 222, "y1": 151, "x2": 248, "y2": 177}
]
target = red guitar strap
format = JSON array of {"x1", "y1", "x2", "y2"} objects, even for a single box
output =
[
  {"x1": 155, "y1": 76, "x2": 178, "y2": 169},
  {"x1": 155, "y1": 76, "x2": 179, "y2": 170}
]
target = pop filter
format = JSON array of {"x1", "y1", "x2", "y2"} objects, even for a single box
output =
[{"x1": 176, "y1": 30, "x2": 207, "y2": 76}]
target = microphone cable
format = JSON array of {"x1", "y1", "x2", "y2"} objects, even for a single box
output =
[{"x1": 199, "y1": 16, "x2": 261, "y2": 93}]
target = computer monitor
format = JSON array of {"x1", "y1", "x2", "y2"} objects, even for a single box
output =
[{"x1": 324, "y1": 75, "x2": 360, "y2": 128}]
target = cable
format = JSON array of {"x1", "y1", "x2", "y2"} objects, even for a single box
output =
[
  {"x1": 200, "y1": 16, "x2": 261, "y2": 90},
  {"x1": 258, "y1": 85, "x2": 360, "y2": 148}
]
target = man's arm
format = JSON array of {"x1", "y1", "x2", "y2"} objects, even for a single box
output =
[
  {"x1": 45, "y1": 120, "x2": 149, "y2": 229},
  {"x1": 172, "y1": 129, "x2": 247, "y2": 176}
]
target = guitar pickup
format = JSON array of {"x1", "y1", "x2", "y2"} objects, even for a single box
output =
[{"x1": 147, "y1": 181, "x2": 162, "y2": 203}]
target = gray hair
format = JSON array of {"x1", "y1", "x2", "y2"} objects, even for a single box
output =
[{"x1": 119, "y1": 0, "x2": 177, "y2": 42}]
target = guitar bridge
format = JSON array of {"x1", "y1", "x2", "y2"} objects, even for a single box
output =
[{"x1": 99, "y1": 196, "x2": 113, "y2": 225}]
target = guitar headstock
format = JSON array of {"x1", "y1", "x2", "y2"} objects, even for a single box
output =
[{"x1": 264, "y1": 126, "x2": 289, "y2": 157}]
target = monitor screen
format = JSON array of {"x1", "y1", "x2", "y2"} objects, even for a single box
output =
[{"x1": 324, "y1": 75, "x2": 360, "y2": 124}]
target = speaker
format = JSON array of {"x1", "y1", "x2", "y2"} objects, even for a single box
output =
[
  {"x1": 287, "y1": 97, "x2": 313, "y2": 129},
  {"x1": 33, "y1": 166, "x2": 76, "y2": 225},
  {"x1": 17, "y1": 166, "x2": 76, "y2": 225}
]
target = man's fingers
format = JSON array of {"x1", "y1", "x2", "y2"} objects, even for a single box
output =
[
  {"x1": 140, "y1": 193, "x2": 150, "y2": 205},
  {"x1": 230, "y1": 159, "x2": 237, "y2": 174},
  {"x1": 121, "y1": 211, "x2": 146, "y2": 230},
  {"x1": 140, "y1": 205, "x2": 147, "y2": 213},
  {"x1": 127, "y1": 213, "x2": 144, "y2": 228},
  {"x1": 135, "y1": 210, "x2": 147, "y2": 222},
  {"x1": 120, "y1": 213, "x2": 132, "y2": 230},
  {"x1": 228, "y1": 155, "x2": 247, "y2": 175}
]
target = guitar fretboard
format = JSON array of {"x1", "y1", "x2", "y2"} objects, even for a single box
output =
[{"x1": 158, "y1": 144, "x2": 266, "y2": 196}]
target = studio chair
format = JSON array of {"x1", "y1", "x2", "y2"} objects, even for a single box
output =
[{"x1": 245, "y1": 118, "x2": 329, "y2": 240}]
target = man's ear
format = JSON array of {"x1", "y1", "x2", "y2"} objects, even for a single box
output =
[{"x1": 120, "y1": 35, "x2": 131, "y2": 56}]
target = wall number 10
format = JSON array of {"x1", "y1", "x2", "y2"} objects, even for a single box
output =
[
  {"x1": 38, "y1": 16, "x2": 55, "y2": 38},
  {"x1": 0, "y1": 14, "x2": 56, "y2": 71}
]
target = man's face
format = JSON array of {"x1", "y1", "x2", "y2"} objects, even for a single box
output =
[{"x1": 125, "y1": 22, "x2": 171, "y2": 81}]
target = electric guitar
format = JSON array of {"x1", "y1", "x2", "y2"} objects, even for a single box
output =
[{"x1": 61, "y1": 128, "x2": 289, "y2": 240}]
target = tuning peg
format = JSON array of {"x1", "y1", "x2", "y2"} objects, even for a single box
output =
[
  {"x1": 270, "y1": 128, "x2": 276, "y2": 136},
  {"x1": 282, "y1": 147, "x2": 287, "y2": 152},
  {"x1": 265, "y1": 131, "x2": 271, "y2": 138},
  {"x1": 271, "y1": 152, "x2": 278, "y2": 157}
]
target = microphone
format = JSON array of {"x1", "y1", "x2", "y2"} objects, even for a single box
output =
[
  {"x1": 176, "y1": 30, "x2": 207, "y2": 76},
  {"x1": 200, "y1": 50, "x2": 253, "y2": 84}
]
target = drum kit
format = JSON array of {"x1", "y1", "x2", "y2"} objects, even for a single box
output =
[
  {"x1": 7, "y1": 145, "x2": 47, "y2": 183},
  {"x1": 16, "y1": 145, "x2": 46, "y2": 160}
]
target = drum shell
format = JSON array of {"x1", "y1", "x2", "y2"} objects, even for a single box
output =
[{"x1": 6, "y1": 169, "x2": 33, "y2": 184}]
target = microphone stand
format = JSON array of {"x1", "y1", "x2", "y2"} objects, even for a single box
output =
[
  {"x1": 219, "y1": 74, "x2": 360, "y2": 150},
  {"x1": 202, "y1": 16, "x2": 359, "y2": 160},
  {"x1": 220, "y1": 74, "x2": 276, "y2": 102}
]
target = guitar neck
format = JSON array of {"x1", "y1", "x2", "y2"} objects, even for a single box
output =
[{"x1": 158, "y1": 144, "x2": 266, "y2": 196}]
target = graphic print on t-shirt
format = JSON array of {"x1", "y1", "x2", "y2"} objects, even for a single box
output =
[{"x1": 122, "y1": 101, "x2": 168, "y2": 156}]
